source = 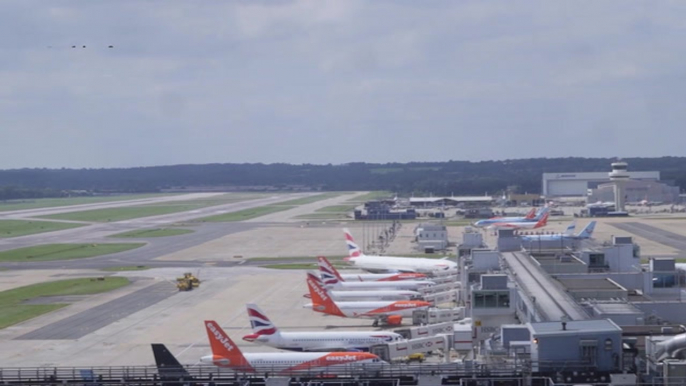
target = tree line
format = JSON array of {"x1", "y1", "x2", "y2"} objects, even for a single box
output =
[{"x1": 0, "y1": 157, "x2": 684, "y2": 199}]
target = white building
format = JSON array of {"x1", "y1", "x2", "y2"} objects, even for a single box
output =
[{"x1": 542, "y1": 171, "x2": 660, "y2": 197}]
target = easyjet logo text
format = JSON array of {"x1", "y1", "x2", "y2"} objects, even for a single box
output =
[
  {"x1": 207, "y1": 322, "x2": 234, "y2": 352},
  {"x1": 307, "y1": 279, "x2": 329, "y2": 301}
]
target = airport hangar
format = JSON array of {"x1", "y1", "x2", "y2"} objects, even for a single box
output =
[{"x1": 542, "y1": 171, "x2": 660, "y2": 197}]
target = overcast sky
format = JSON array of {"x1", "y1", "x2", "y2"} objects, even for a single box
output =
[{"x1": 1, "y1": 1, "x2": 686, "y2": 168}]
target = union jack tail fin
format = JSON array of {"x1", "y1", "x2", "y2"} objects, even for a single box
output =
[
  {"x1": 318, "y1": 256, "x2": 344, "y2": 285},
  {"x1": 343, "y1": 228, "x2": 363, "y2": 260},
  {"x1": 524, "y1": 208, "x2": 536, "y2": 219},
  {"x1": 204, "y1": 321, "x2": 251, "y2": 368},
  {"x1": 246, "y1": 304, "x2": 279, "y2": 336},
  {"x1": 306, "y1": 273, "x2": 345, "y2": 317}
]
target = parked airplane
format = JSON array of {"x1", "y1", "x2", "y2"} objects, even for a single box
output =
[
  {"x1": 304, "y1": 274, "x2": 431, "y2": 326},
  {"x1": 339, "y1": 271, "x2": 427, "y2": 282},
  {"x1": 305, "y1": 274, "x2": 422, "y2": 301},
  {"x1": 520, "y1": 221, "x2": 596, "y2": 242},
  {"x1": 342, "y1": 229, "x2": 457, "y2": 273},
  {"x1": 317, "y1": 256, "x2": 434, "y2": 291},
  {"x1": 243, "y1": 303, "x2": 404, "y2": 351},
  {"x1": 474, "y1": 207, "x2": 548, "y2": 227},
  {"x1": 486, "y1": 212, "x2": 549, "y2": 231},
  {"x1": 151, "y1": 344, "x2": 194, "y2": 384},
  {"x1": 202, "y1": 321, "x2": 385, "y2": 374}
]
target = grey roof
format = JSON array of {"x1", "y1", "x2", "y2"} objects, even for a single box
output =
[
  {"x1": 592, "y1": 302, "x2": 643, "y2": 315},
  {"x1": 558, "y1": 278, "x2": 625, "y2": 291},
  {"x1": 528, "y1": 319, "x2": 622, "y2": 337}
]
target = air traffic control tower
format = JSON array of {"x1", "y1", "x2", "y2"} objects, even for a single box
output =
[{"x1": 609, "y1": 161, "x2": 630, "y2": 212}]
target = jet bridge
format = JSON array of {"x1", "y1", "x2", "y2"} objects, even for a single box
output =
[{"x1": 369, "y1": 335, "x2": 451, "y2": 362}]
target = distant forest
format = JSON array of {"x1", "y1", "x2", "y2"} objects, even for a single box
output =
[{"x1": 1, "y1": 157, "x2": 685, "y2": 200}]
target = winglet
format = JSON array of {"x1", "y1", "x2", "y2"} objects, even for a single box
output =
[
  {"x1": 564, "y1": 221, "x2": 576, "y2": 236},
  {"x1": 318, "y1": 256, "x2": 344, "y2": 285},
  {"x1": 306, "y1": 273, "x2": 345, "y2": 317}
]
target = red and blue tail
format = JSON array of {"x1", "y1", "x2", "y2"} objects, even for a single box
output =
[
  {"x1": 343, "y1": 228, "x2": 363, "y2": 260},
  {"x1": 246, "y1": 303, "x2": 278, "y2": 336}
]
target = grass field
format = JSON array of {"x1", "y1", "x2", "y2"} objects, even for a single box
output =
[
  {"x1": 0, "y1": 194, "x2": 173, "y2": 212},
  {"x1": 294, "y1": 213, "x2": 352, "y2": 220},
  {"x1": 0, "y1": 277, "x2": 130, "y2": 329},
  {"x1": 108, "y1": 228, "x2": 194, "y2": 238},
  {"x1": 101, "y1": 265, "x2": 150, "y2": 271},
  {"x1": 196, "y1": 205, "x2": 296, "y2": 222},
  {"x1": 346, "y1": 191, "x2": 392, "y2": 203},
  {"x1": 443, "y1": 220, "x2": 475, "y2": 226},
  {"x1": 277, "y1": 192, "x2": 344, "y2": 206},
  {"x1": 315, "y1": 205, "x2": 358, "y2": 213},
  {"x1": 0, "y1": 243, "x2": 145, "y2": 262},
  {"x1": 37, "y1": 193, "x2": 271, "y2": 223},
  {"x1": 0, "y1": 220, "x2": 85, "y2": 238}
]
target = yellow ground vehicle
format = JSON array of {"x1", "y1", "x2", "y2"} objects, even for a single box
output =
[
  {"x1": 176, "y1": 272, "x2": 200, "y2": 291},
  {"x1": 406, "y1": 353, "x2": 425, "y2": 363}
]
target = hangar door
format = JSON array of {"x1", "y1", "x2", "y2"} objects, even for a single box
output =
[{"x1": 546, "y1": 180, "x2": 589, "y2": 196}]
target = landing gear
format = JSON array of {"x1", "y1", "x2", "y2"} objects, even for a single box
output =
[{"x1": 372, "y1": 319, "x2": 379, "y2": 327}]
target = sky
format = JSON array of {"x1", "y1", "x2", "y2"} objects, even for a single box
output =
[{"x1": 1, "y1": 1, "x2": 686, "y2": 168}]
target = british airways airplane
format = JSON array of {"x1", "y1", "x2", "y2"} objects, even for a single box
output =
[
  {"x1": 243, "y1": 303, "x2": 403, "y2": 352},
  {"x1": 342, "y1": 229, "x2": 457, "y2": 273},
  {"x1": 474, "y1": 207, "x2": 549, "y2": 227},
  {"x1": 520, "y1": 221, "x2": 596, "y2": 242}
]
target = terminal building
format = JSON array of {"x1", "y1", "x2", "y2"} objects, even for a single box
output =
[{"x1": 542, "y1": 171, "x2": 660, "y2": 197}]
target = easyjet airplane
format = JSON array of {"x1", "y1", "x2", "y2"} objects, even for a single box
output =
[
  {"x1": 304, "y1": 274, "x2": 421, "y2": 301},
  {"x1": 317, "y1": 256, "x2": 434, "y2": 291},
  {"x1": 303, "y1": 274, "x2": 431, "y2": 326},
  {"x1": 342, "y1": 229, "x2": 457, "y2": 273},
  {"x1": 201, "y1": 321, "x2": 385, "y2": 374},
  {"x1": 243, "y1": 303, "x2": 404, "y2": 351}
]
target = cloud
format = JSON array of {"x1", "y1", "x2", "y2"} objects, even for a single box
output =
[{"x1": 1, "y1": 0, "x2": 686, "y2": 168}]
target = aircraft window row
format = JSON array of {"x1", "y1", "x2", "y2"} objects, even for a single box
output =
[{"x1": 293, "y1": 338, "x2": 385, "y2": 342}]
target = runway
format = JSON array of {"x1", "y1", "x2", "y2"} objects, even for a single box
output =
[
  {"x1": 610, "y1": 222, "x2": 686, "y2": 255},
  {"x1": 16, "y1": 281, "x2": 177, "y2": 340},
  {"x1": 0, "y1": 192, "x2": 315, "y2": 250}
]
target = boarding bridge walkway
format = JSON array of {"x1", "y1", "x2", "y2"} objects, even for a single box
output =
[{"x1": 501, "y1": 251, "x2": 588, "y2": 322}]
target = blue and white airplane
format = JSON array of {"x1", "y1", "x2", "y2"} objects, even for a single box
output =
[
  {"x1": 474, "y1": 207, "x2": 549, "y2": 228},
  {"x1": 520, "y1": 221, "x2": 596, "y2": 242}
]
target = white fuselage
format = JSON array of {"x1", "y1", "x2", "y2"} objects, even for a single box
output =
[
  {"x1": 327, "y1": 289, "x2": 421, "y2": 301},
  {"x1": 347, "y1": 255, "x2": 457, "y2": 274},
  {"x1": 248, "y1": 331, "x2": 403, "y2": 351},
  {"x1": 326, "y1": 280, "x2": 434, "y2": 291},
  {"x1": 339, "y1": 273, "x2": 426, "y2": 282},
  {"x1": 201, "y1": 352, "x2": 384, "y2": 373},
  {"x1": 304, "y1": 300, "x2": 429, "y2": 318},
  {"x1": 488, "y1": 220, "x2": 543, "y2": 230}
]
